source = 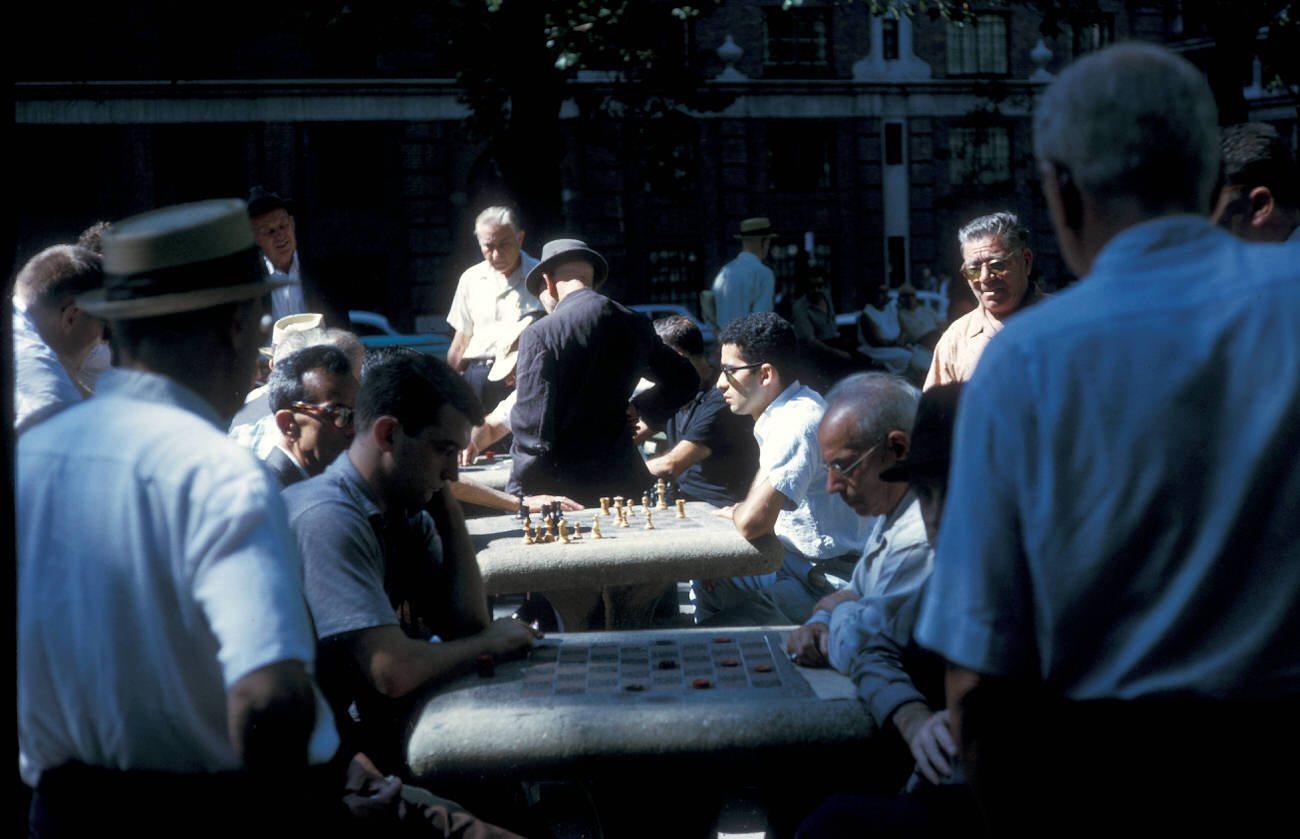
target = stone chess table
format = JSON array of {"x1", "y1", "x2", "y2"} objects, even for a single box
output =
[
  {"x1": 466, "y1": 500, "x2": 784, "y2": 630},
  {"x1": 456, "y1": 453, "x2": 512, "y2": 492},
  {"x1": 405, "y1": 627, "x2": 878, "y2": 783}
]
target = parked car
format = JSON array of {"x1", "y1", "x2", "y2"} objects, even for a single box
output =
[
  {"x1": 627, "y1": 303, "x2": 718, "y2": 353},
  {"x1": 348, "y1": 310, "x2": 453, "y2": 359}
]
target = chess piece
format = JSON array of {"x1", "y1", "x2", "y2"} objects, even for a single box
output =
[
  {"x1": 676, "y1": 498, "x2": 686, "y2": 519},
  {"x1": 641, "y1": 493, "x2": 650, "y2": 513},
  {"x1": 592, "y1": 515, "x2": 603, "y2": 539},
  {"x1": 544, "y1": 519, "x2": 556, "y2": 542},
  {"x1": 618, "y1": 505, "x2": 631, "y2": 527},
  {"x1": 522, "y1": 522, "x2": 534, "y2": 545},
  {"x1": 558, "y1": 520, "x2": 570, "y2": 544},
  {"x1": 644, "y1": 509, "x2": 654, "y2": 530},
  {"x1": 613, "y1": 495, "x2": 624, "y2": 514},
  {"x1": 600, "y1": 497, "x2": 611, "y2": 516},
  {"x1": 572, "y1": 521, "x2": 582, "y2": 540},
  {"x1": 516, "y1": 495, "x2": 527, "y2": 521},
  {"x1": 656, "y1": 479, "x2": 668, "y2": 510}
]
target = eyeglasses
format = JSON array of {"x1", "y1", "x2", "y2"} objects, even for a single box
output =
[
  {"x1": 960, "y1": 250, "x2": 1022, "y2": 283},
  {"x1": 291, "y1": 401, "x2": 355, "y2": 428},
  {"x1": 720, "y1": 362, "x2": 764, "y2": 385},
  {"x1": 826, "y1": 444, "x2": 879, "y2": 480}
]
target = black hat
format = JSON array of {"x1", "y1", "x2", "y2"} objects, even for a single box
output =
[
  {"x1": 78, "y1": 198, "x2": 287, "y2": 321},
  {"x1": 525, "y1": 238, "x2": 609, "y2": 297},
  {"x1": 246, "y1": 186, "x2": 294, "y2": 218},
  {"x1": 879, "y1": 383, "x2": 964, "y2": 484}
]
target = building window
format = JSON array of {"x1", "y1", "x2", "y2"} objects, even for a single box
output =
[
  {"x1": 885, "y1": 122, "x2": 904, "y2": 166},
  {"x1": 767, "y1": 123, "x2": 835, "y2": 191},
  {"x1": 764, "y1": 7, "x2": 832, "y2": 76},
  {"x1": 768, "y1": 239, "x2": 837, "y2": 301},
  {"x1": 1067, "y1": 14, "x2": 1113, "y2": 60},
  {"x1": 948, "y1": 125, "x2": 1011, "y2": 186},
  {"x1": 946, "y1": 13, "x2": 1009, "y2": 76},
  {"x1": 882, "y1": 19, "x2": 899, "y2": 61},
  {"x1": 647, "y1": 248, "x2": 702, "y2": 307}
]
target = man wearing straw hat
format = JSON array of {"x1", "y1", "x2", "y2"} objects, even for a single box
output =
[
  {"x1": 711, "y1": 216, "x2": 777, "y2": 328},
  {"x1": 17, "y1": 198, "x2": 339, "y2": 834}
]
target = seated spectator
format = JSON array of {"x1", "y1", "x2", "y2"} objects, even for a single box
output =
[
  {"x1": 697, "y1": 313, "x2": 868, "y2": 625},
  {"x1": 264, "y1": 344, "x2": 359, "y2": 488},
  {"x1": 285, "y1": 351, "x2": 542, "y2": 772},
  {"x1": 790, "y1": 269, "x2": 861, "y2": 390},
  {"x1": 11, "y1": 244, "x2": 105, "y2": 434},
  {"x1": 1212, "y1": 121, "x2": 1299, "y2": 243},
  {"x1": 856, "y1": 285, "x2": 927, "y2": 383},
  {"x1": 797, "y1": 384, "x2": 980, "y2": 838},
  {"x1": 635, "y1": 314, "x2": 760, "y2": 507},
  {"x1": 924, "y1": 211, "x2": 1043, "y2": 389},
  {"x1": 895, "y1": 284, "x2": 942, "y2": 351},
  {"x1": 785, "y1": 373, "x2": 932, "y2": 673}
]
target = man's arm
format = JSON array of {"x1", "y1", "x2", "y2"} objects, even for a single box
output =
[
  {"x1": 446, "y1": 330, "x2": 471, "y2": 373},
  {"x1": 944, "y1": 664, "x2": 985, "y2": 759},
  {"x1": 645, "y1": 439, "x2": 712, "y2": 480},
  {"x1": 227, "y1": 658, "x2": 317, "y2": 775},
  {"x1": 730, "y1": 474, "x2": 788, "y2": 540},
  {"x1": 423, "y1": 487, "x2": 489, "y2": 634},
  {"x1": 449, "y1": 478, "x2": 582, "y2": 514}
]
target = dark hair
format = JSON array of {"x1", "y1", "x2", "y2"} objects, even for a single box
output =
[
  {"x1": 653, "y1": 315, "x2": 704, "y2": 358},
  {"x1": 1221, "y1": 123, "x2": 1297, "y2": 207},
  {"x1": 267, "y1": 345, "x2": 353, "y2": 413},
  {"x1": 356, "y1": 351, "x2": 484, "y2": 433},
  {"x1": 718, "y1": 312, "x2": 798, "y2": 381},
  {"x1": 13, "y1": 245, "x2": 103, "y2": 309}
]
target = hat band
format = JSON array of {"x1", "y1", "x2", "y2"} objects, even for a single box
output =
[{"x1": 103, "y1": 247, "x2": 261, "y2": 302}]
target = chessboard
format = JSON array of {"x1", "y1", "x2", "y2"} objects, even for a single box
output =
[{"x1": 517, "y1": 630, "x2": 812, "y2": 701}]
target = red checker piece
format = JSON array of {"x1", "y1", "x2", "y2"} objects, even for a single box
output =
[
  {"x1": 753, "y1": 664, "x2": 773, "y2": 673},
  {"x1": 720, "y1": 660, "x2": 739, "y2": 668},
  {"x1": 713, "y1": 637, "x2": 732, "y2": 644},
  {"x1": 691, "y1": 678, "x2": 712, "y2": 689}
]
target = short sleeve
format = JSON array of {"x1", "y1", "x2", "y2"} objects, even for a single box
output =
[
  {"x1": 761, "y1": 416, "x2": 819, "y2": 508},
  {"x1": 446, "y1": 268, "x2": 474, "y2": 335},
  {"x1": 296, "y1": 500, "x2": 400, "y2": 640}
]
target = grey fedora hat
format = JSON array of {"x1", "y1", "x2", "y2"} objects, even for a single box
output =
[
  {"x1": 78, "y1": 198, "x2": 289, "y2": 320},
  {"x1": 525, "y1": 238, "x2": 609, "y2": 297}
]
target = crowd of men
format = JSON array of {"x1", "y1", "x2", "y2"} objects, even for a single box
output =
[{"x1": 13, "y1": 41, "x2": 1299, "y2": 837}]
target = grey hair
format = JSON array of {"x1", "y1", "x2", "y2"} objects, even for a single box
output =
[
  {"x1": 1033, "y1": 42, "x2": 1219, "y2": 214},
  {"x1": 325, "y1": 327, "x2": 365, "y2": 377},
  {"x1": 824, "y1": 372, "x2": 921, "y2": 448},
  {"x1": 272, "y1": 327, "x2": 329, "y2": 364},
  {"x1": 474, "y1": 206, "x2": 521, "y2": 233},
  {"x1": 957, "y1": 211, "x2": 1029, "y2": 253}
]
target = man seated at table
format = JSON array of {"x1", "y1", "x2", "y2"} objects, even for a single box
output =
[
  {"x1": 264, "y1": 344, "x2": 359, "y2": 488},
  {"x1": 285, "y1": 351, "x2": 543, "y2": 773},
  {"x1": 798, "y1": 384, "x2": 981, "y2": 838},
  {"x1": 698, "y1": 312, "x2": 869, "y2": 625},
  {"x1": 785, "y1": 373, "x2": 932, "y2": 672},
  {"x1": 633, "y1": 314, "x2": 760, "y2": 507}
]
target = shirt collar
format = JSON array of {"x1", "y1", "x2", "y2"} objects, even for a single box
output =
[
  {"x1": 262, "y1": 250, "x2": 300, "y2": 281},
  {"x1": 327, "y1": 450, "x2": 384, "y2": 521},
  {"x1": 755, "y1": 380, "x2": 808, "y2": 440},
  {"x1": 94, "y1": 367, "x2": 224, "y2": 429}
]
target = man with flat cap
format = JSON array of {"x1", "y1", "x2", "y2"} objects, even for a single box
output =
[
  {"x1": 17, "y1": 198, "x2": 340, "y2": 834},
  {"x1": 247, "y1": 185, "x2": 346, "y2": 327},
  {"x1": 711, "y1": 217, "x2": 777, "y2": 328},
  {"x1": 508, "y1": 238, "x2": 696, "y2": 505}
]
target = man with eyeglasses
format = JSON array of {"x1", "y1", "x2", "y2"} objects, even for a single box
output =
[
  {"x1": 264, "y1": 344, "x2": 359, "y2": 488},
  {"x1": 698, "y1": 312, "x2": 869, "y2": 625},
  {"x1": 923, "y1": 211, "x2": 1043, "y2": 389},
  {"x1": 785, "y1": 373, "x2": 933, "y2": 673}
]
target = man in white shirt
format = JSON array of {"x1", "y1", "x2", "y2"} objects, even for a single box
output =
[
  {"x1": 710, "y1": 217, "x2": 776, "y2": 328},
  {"x1": 11, "y1": 244, "x2": 105, "y2": 434},
  {"x1": 446, "y1": 206, "x2": 542, "y2": 410},
  {"x1": 698, "y1": 312, "x2": 869, "y2": 625}
]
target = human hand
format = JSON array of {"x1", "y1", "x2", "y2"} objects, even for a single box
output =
[
  {"x1": 786, "y1": 622, "x2": 830, "y2": 667},
  {"x1": 342, "y1": 752, "x2": 404, "y2": 819},
  {"x1": 459, "y1": 443, "x2": 479, "y2": 467},
  {"x1": 898, "y1": 707, "x2": 957, "y2": 785},
  {"x1": 710, "y1": 505, "x2": 736, "y2": 520},
  {"x1": 481, "y1": 616, "x2": 544, "y2": 656},
  {"x1": 631, "y1": 418, "x2": 654, "y2": 446},
  {"x1": 526, "y1": 494, "x2": 583, "y2": 513}
]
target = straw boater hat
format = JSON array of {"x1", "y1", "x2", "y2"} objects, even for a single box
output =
[
  {"x1": 78, "y1": 198, "x2": 288, "y2": 320},
  {"x1": 488, "y1": 310, "x2": 545, "y2": 382},
  {"x1": 525, "y1": 238, "x2": 609, "y2": 298},
  {"x1": 734, "y1": 217, "x2": 775, "y2": 239},
  {"x1": 260, "y1": 313, "x2": 326, "y2": 361}
]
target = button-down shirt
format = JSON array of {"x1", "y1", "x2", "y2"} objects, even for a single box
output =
[
  {"x1": 18, "y1": 368, "x2": 338, "y2": 784},
  {"x1": 923, "y1": 286, "x2": 1044, "y2": 389},
  {"x1": 711, "y1": 251, "x2": 775, "y2": 327},
  {"x1": 446, "y1": 253, "x2": 542, "y2": 361},
  {"x1": 12, "y1": 299, "x2": 83, "y2": 435},
  {"x1": 754, "y1": 382, "x2": 870, "y2": 562},
  {"x1": 265, "y1": 251, "x2": 308, "y2": 322}
]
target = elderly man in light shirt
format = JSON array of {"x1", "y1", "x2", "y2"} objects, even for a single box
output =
[
  {"x1": 710, "y1": 217, "x2": 777, "y2": 328},
  {"x1": 446, "y1": 206, "x2": 543, "y2": 410},
  {"x1": 923, "y1": 211, "x2": 1043, "y2": 389}
]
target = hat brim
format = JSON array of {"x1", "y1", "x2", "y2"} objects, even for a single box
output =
[
  {"x1": 488, "y1": 349, "x2": 518, "y2": 382},
  {"x1": 525, "y1": 248, "x2": 609, "y2": 297},
  {"x1": 734, "y1": 230, "x2": 776, "y2": 240},
  {"x1": 78, "y1": 277, "x2": 289, "y2": 320}
]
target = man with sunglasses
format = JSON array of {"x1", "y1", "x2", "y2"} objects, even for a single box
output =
[
  {"x1": 923, "y1": 211, "x2": 1043, "y2": 389},
  {"x1": 265, "y1": 344, "x2": 359, "y2": 488},
  {"x1": 698, "y1": 312, "x2": 869, "y2": 625}
]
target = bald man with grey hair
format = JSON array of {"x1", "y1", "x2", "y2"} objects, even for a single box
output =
[{"x1": 915, "y1": 42, "x2": 1300, "y2": 834}]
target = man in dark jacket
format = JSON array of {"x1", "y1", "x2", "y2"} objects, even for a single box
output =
[{"x1": 507, "y1": 239, "x2": 695, "y2": 506}]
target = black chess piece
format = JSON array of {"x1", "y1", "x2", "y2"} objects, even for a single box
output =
[{"x1": 516, "y1": 495, "x2": 527, "y2": 522}]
